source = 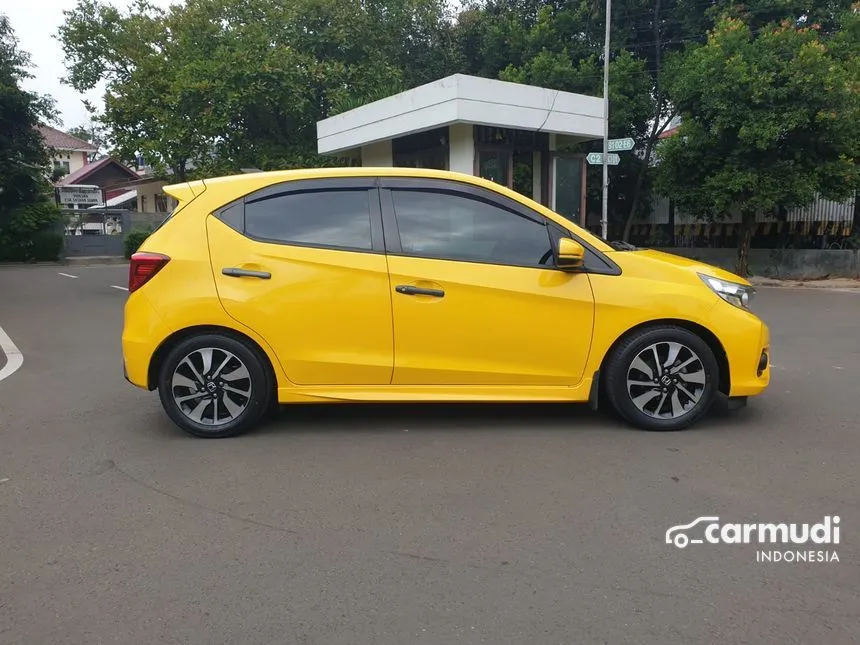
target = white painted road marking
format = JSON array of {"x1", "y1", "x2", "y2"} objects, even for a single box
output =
[
  {"x1": 0, "y1": 326, "x2": 24, "y2": 383},
  {"x1": 57, "y1": 272, "x2": 78, "y2": 279},
  {"x1": 110, "y1": 285, "x2": 129, "y2": 291}
]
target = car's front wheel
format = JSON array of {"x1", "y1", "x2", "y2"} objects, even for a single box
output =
[
  {"x1": 157, "y1": 333, "x2": 272, "y2": 438},
  {"x1": 604, "y1": 326, "x2": 719, "y2": 431}
]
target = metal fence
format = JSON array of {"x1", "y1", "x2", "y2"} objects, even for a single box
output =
[{"x1": 60, "y1": 208, "x2": 171, "y2": 257}]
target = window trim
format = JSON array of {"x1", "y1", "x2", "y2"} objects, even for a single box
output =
[
  {"x1": 378, "y1": 177, "x2": 621, "y2": 275},
  {"x1": 213, "y1": 177, "x2": 385, "y2": 254}
]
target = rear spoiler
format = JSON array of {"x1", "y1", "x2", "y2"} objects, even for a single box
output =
[{"x1": 163, "y1": 179, "x2": 206, "y2": 205}]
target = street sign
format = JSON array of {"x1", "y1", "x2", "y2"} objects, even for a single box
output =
[
  {"x1": 586, "y1": 152, "x2": 620, "y2": 165},
  {"x1": 58, "y1": 184, "x2": 104, "y2": 207},
  {"x1": 608, "y1": 137, "x2": 635, "y2": 152}
]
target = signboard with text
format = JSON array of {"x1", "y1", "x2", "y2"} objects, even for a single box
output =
[
  {"x1": 608, "y1": 137, "x2": 635, "y2": 152},
  {"x1": 586, "y1": 152, "x2": 621, "y2": 166},
  {"x1": 58, "y1": 185, "x2": 104, "y2": 207}
]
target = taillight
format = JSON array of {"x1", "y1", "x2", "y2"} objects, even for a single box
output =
[{"x1": 128, "y1": 252, "x2": 170, "y2": 293}]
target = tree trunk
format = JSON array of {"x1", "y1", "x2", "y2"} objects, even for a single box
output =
[
  {"x1": 736, "y1": 209, "x2": 755, "y2": 277},
  {"x1": 622, "y1": 139, "x2": 654, "y2": 242},
  {"x1": 852, "y1": 189, "x2": 859, "y2": 239},
  {"x1": 621, "y1": 0, "x2": 666, "y2": 243}
]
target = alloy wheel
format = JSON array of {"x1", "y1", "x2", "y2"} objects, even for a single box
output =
[
  {"x1": 170, "y1": 347, "x2": 253, "y2": 426},
  {"x1": 626, "y1": 341, "x2": 707, "y2": 420}
]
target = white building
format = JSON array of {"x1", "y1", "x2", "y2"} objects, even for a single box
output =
[{"x1": 316, "y1": 74, "x2": 604, "y2": 227}]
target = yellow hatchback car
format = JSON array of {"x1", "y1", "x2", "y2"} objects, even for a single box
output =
[{"x1": 122, "y1": 168, "x2": 770, "y2": 438}]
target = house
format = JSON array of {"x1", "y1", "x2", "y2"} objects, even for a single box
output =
[
  {"x1": 37, "y1": 125, "x2": 98, "y2": 178},
  {"x1": 55, "y1": 156, "x2": 142, "y2": 207},
  {"x1": 100, "y1": 175, "x2": 179, "y2": 214}
]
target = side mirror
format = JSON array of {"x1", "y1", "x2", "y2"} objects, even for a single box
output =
[{"x1": 556, "y1": 237, "x2": 585, "y2": 270}]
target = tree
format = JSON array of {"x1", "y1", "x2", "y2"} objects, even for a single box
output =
[
  {"x1": 66, "y1": 122, "x2": 107, "y2": 159},
  {"x1": 0, "y1": 14, "x2": 54, "y2": 214},
  {"x1": 656, "y1": 10, "x2": 860, "y2": 276},
  {"x1": 452, "y1": 0, "x2": 718, "y2": 238},
  {"x1": 0, "y1": 14, "x2": 62, "y2": 261},
  {"x1": 57, "y1": 0, "x2": 459, "y2": 180}
]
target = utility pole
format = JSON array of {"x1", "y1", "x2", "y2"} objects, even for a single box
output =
[{"x1": 601, "y1": 0, "x2": 611, "y2": 240}]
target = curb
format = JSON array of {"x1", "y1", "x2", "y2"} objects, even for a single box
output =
[
  {"x1": 750, "y1": 277, "x2": 860, "y2": 290},
  {"x1": 64, "y1": 256, "x2": 128, "y2": 266}
]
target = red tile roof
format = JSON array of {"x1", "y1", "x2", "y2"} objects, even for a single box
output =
[
  {"x1": 37, "y1": 124, "x2": 98, "y2": 152},
  {"x1": 56, "y1": 156, "x2": 139, "y2": 186},
  {"x1": 658, "y1": 125, "x2": 680, "y2": 139}
]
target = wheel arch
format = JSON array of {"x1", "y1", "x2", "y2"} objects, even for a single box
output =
[
  {"x1": 147, "y1": 325, "x2": 278, "y2": 396},
  {"x1": 598, "y1": 319, "x2": 731, "y2": 396}
]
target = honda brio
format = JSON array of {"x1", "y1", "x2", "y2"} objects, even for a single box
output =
[{"x1": 122, "y1": 168, "x2": 770, "y2": 438}]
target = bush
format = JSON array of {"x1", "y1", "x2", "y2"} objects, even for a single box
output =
[
  {"x1": 31, "y1": 231, "x2": 64, "y2": 261},
  {"x1": 0, "y1": 200, "x2": 64, "y2": 262},
  {"x1": 124, "y1": 229, "x2": 152, "y2": 259}
]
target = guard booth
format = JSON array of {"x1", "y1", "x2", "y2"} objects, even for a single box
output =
[{"x1": 316, "y1": 74, "x2": 604, "y2": 226}]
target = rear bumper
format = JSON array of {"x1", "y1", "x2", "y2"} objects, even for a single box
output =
[{"x1": 122, "y1": 292, "x2": 173, "y2": 389}]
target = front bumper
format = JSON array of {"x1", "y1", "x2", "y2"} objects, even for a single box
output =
[{"x1": 729, "y1": 319, "x2": 771, "y2": 397}]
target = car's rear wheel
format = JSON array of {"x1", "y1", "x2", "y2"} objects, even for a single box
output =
[
  {"x1": 157, "y1": 334, "x2": 271, "y2": 438},
  {"x1": 604, "y1": 325, "x2": 719, "y2": 431}
]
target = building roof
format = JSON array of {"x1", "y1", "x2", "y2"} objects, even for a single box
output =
[
  {"x1": 658, "y1": 125, "x2": 680, "y2": 139},
  {"x1": 89, "y1": 189, "x2": 137, "y2": 209},
  {"x1": 317, "y1": 73, "x2": 604, "y2": 156},
  {"x1": 37, "y1": 125, "x2": 98, "y2": 152},
  {"x1": 56, "y1": 156, "x2": 140, "y2": 186}
]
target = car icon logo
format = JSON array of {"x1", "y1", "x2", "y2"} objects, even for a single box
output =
[{"x1": 666, "y1": 516, "x2": 720, "y2": 548}]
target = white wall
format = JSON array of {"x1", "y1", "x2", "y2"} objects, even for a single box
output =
[
  {"x1": 52, "y1": 150, "x2": 87, "y2": 176},
  {"x1": 448, "y1": 123, "x2": 474, "y2": 175},
  {"x1": 361, "y1": 140, "x2": 393, "y2": 166},
  {"x1": 136, "y1": 180, "x2": 177, "y2": 213}
]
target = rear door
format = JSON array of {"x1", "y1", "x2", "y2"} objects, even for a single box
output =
[{"x1": 206, "y1": 177, "x2": 394, "y2": 385}]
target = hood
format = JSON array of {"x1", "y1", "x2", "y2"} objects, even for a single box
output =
[{"x1": 611, "y1": 248, "x2": 752, "y2": 286}]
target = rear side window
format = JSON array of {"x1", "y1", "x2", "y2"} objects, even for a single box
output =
[{"x1": 243, "y1": 189, "x2": 373, "y2": 251}]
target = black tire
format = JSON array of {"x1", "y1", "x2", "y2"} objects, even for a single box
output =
[
  {"x1": 157, "y1": 333, "x2": 272, "y2": 438},
  {"x1": 603, "y1": 325, "x2": 719, "y2": 431}
]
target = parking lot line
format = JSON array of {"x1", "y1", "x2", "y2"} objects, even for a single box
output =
[
  {"x1": 57, "y1": 272, "x2": 78, "y2": 279},
  {"x1": 0, "y1": 326, "x2": 24, "y2": 382},
  {"x1": 110, "y1": 285, "x2": 129, "y2": 291}
]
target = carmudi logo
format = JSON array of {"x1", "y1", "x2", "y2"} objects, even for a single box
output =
[{"x1": 665, "y1": 516, "x2": 841, "y2": 563}]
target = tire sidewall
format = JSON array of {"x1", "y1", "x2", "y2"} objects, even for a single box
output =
[
  {"x1": 606, "y1": 326, "x2": 719, "y2": 431},
  {"x1": 157, "y1": 334, "x2": 270, "y2": 438}
]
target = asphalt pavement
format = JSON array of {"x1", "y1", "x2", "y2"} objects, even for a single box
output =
[{"x1": 1, "y1": 264, "x2": 859, "y2": 645}]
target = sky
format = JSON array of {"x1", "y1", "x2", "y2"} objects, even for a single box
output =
[{"x1": 1, "y1": 0, "x2": 176, "y2": 129}]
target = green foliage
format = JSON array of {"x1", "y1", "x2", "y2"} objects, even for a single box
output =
[
  {"x1": 30, "y1": 231, "x2": 64, "y2": 261},
  {"x1": 655, "y1": 8, "x2": 860, "y2": 274},
  {"x1": 58, "y1": 0, "x2": 459, "y2": 179},
  {"x1": 124, "y1": 229, "x2": 151, "y2": 259},
  {"x1": 0, "y1": 14, "x2": 56, "y2": 228},
  {"x1": 0, "y1": 200, "x2": 63, "y2": 262},
  {"x1": 656, "y1": 14, "x2": 859, "y2": 213}
]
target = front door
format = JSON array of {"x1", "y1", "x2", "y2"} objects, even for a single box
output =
[
  {"x1": 380, "y1": 179, "x2": 595, "y2": 386},
  {"x1": 206, "y1": 179, "x2": 393, "y2": 385}
]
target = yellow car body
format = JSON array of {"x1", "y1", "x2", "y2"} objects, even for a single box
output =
[{"x1": 122, "y1": 167, "x2": 770, "y2": 437}]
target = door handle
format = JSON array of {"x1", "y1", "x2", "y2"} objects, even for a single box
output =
[
  {"x1": 395, "y1": 285, "x2": 445, "y2": 297},
  {"x1": 222, "y1": 267, "x2": 271, "y2": 279}
]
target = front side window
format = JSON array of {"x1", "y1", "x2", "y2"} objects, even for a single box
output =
[
  {"x1": 245, "y1": 189, "x2": 373, "y2": 251},
  {"x1": 391, "y1": 189, "x2": 553, "y2": 267}
]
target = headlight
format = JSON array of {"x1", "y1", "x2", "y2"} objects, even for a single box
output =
[{"x1": 698, "y1": 273, "x2": 755, "y2": 309}]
